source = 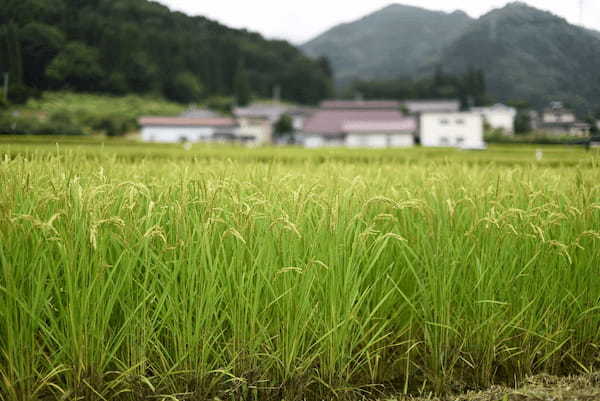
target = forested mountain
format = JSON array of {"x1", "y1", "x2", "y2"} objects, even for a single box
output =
[
  {"x1": 0, "y1": 0, "x2": 333, "y2": 105},
  {"x1": 302, "y1": 4, "x2": 473, "y2": 85},
  {"x1": 303, "y1": 2, "x2": 600, "y2": 115},
  {"x1": 587, "y1": 29, "x2": 600, "y2": 41},
  {"x1": 439, "y1": 3, "x2": 600, "y2": 114}
]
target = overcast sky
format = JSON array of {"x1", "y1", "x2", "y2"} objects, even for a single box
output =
[{"x1": 157, "y1": 0, "x2": 600, "y2": 44}]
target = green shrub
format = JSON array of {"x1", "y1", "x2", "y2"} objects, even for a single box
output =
[
  {"x1": 86, "y1": 114, "x2": 135, "y2": 136},
  {"x1": 163, "y1": 72, "x2": 204, "y2": 104},
  {"x1": 7, "y1": 84, "x2": 36, "y2": 105},
  {"x1": 485, "y1": 130, "x2": 585, "y2": 145},
  {"x1": 0, "y1": 112, "x2": 84, "y2": 135},
  {"x1": 205, "y1": 96, "x2": 234, "y2": 114}
]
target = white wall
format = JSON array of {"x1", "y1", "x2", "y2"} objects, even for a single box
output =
[
  {"x1": 303, "y1": 135, "x2": 325, "y2": 148},
  {"x1": 347, "y1": 134, "x2": 387, "y2": 148},
  {"x1": 389, "y1": 134, "x2": 415, "y2": 147},
  {"x1": 303, "y1": 135, "x2": 345, "y2": 148},
  {"x1": 237, "y1": 118, "x2": 272, "y2": 144},
  {"x1": 141, "y1": 126, "x2": 214, "y2": 143},
  {"x1": 475, "y1": 107, "x2": 516, "y2": 134},
  {"x1": 420, "y1": 113, "x2": 484, "y2": 147},
  {"x1": 484, "y1": 112, "x2": 515, "y2": 134},
  {"x1": 543, "y1": 112, "x2": 576, "y2": 124},
  {"x1": 347, "y1": 133, "x2": 414, "y2": 148},
  {"x1": 292, "y1": 116, "x2": 304, "y2": 130}
]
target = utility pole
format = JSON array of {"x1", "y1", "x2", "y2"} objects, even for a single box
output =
[{"x1": 3, "y1": 73, "x2": 8, "y2": 102}]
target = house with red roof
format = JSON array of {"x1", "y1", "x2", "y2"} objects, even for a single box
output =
[{"x1": 299, "y1": 100, "x2": 417, "y2": 148}]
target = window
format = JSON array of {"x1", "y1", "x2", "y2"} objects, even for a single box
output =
[
  {"x1": 456, "y1": 119, "x2": 465, "y2": 125},
  {"x1": 440, "y1": 137, "x2": 449, "y2": 145},
  {"x1": 456, "y1": 137, "x2": 465, "y2": 145},
  {"x1": 440, "y1": 119, "x2": 450, "y2": 125}
]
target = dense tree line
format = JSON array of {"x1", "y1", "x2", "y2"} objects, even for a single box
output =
[
  {"x1": 0, "y1": 0, "x2": 333, "y2": 105},
  {"x1": 347, "y1": 67, "x2": 489, "y2": 109}
]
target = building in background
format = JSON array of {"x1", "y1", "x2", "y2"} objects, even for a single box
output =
[
  {"x1": 300, "y1": 100, "x2": 416, "y2": 148},
  {"x1": 343, "y1": 121, "x2": 416, "y2": 148},
  {"x1": 233, "y1": 103, "x2": 290, "y2": 145},
  {"x1": 531, "y1": 102, "x2": 591, "y2": 136},
  {"x1": 472, "y1": 103, "x2": 517, "y2": 134},
  {"x1": 420, "y1": 112, "x2": 485, "y2": 148},
  {"x1": 288, "y1": 107, "x2": 316, "y2": 131},
  {"x1": 138, "y1": 117, "x2": 240, "y2": 143},
  {"x1": 402, "y1": 99, "x2": 461, "y2": 115}
]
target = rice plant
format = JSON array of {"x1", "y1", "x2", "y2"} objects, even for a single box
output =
[{"x1": 0, "y1": 143, "x2": 599, "y2": 400}]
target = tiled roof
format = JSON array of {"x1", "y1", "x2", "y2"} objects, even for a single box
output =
[
  {"x1": 472, "y1": 104, "x2": 516, "y2": 113},
  {"x1": 234, "y1": 104, "x2": 289, "y2": 121},
  {"x1": 138, "y1": 117, "x2": 237, "y2": 127},
  {"x1": 402, "y1": 100, "x2": 461, "y2": 114},
  {"x1": 320, "y1": 100, "x2": 401, "y2": 110},
  {"x1": 303, "y1": 110, "x2": 413, "y2": 135}
]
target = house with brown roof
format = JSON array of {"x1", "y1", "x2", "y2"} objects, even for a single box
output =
[
  {"x1": 299, "y1": 100, "x2": 417, "y2": 148},
  {"x1": 138, "y1": 117, "x2": 241, "y2": 143}
]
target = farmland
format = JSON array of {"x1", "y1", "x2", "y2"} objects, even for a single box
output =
[{"x1": 0, "y1": 140, "x2": 599, "y2": 401}]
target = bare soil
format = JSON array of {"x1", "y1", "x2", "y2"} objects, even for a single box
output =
[{"x1": 393, "y1": 374, "x2": 600, "y2": 401}]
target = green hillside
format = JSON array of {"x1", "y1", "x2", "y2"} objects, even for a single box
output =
[
  {"x1": 301, "y1": 4, "x2": 472, "y2": 85},
  {"x1": 440, "y1": 3, "x2": 600, "y2": 114},
  {"x1": 0, "y1": 0, "x2": 332, "y2": 105},
  {"x1": 0, "y1": 92, "x2": 186, "y2": 136}
]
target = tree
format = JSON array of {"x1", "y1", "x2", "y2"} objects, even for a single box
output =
[
  {"x1": 3, "y1": 23, "x2": 23, "y2": 85},
  {"x1": 163, "y1": 72, "x2": 204, "y2": 104},
  {"x1": 460, "y1": 68, "x2": 487, "y2": 107},
  {"x1": 46, "y1": 41, "x2": 103, "y2": 90},
  {"x1": 20, "y1": 22, "x2": 65, "y2": 88},
  {"x1": 585, "y1": 113, "x2": 599, "y2": 135},
  {"x1": 514, "y1": 111, "x2": 532, "y2": 134},
  {"x1": 123, "y1": 51, "x2": 157, "y2": 93},
  {"x1": 233, "y1": 60, "x2": 251, "y2": 107},
  {"x1": 317, "y1": 56, "x2": 333, "y2": 79},
  {"x1": 274, "y1": 114, "x2": 293, "y2": 138},
  {"x1": 2, "y1": 0, "x2": 332, "y2": 105}
]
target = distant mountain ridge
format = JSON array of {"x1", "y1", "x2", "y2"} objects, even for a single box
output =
[
  {"x1": 302, "y1": 4, "x2": 473, "y2": 84},
  {"x1": 439, "y1": 2, "x2": 600, "y2": 113},
  {"x1": 302, "y1": 2, "x2": 600, "y2": 114}
]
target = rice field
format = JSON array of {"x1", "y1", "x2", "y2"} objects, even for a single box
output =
[{"x1": 0, "y1": 141, "x2": 599, "y2": 401}]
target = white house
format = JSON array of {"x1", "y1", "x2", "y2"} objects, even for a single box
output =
[
  {"x1": 420, "y1": 112, "x2": 485, "y2": 148},
  {"x1": 472, "y1": 104, "x2": 517, "y2": 134},
  {"x1": 138, "y1": 117, "x2": 239, "y2": 143}
]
